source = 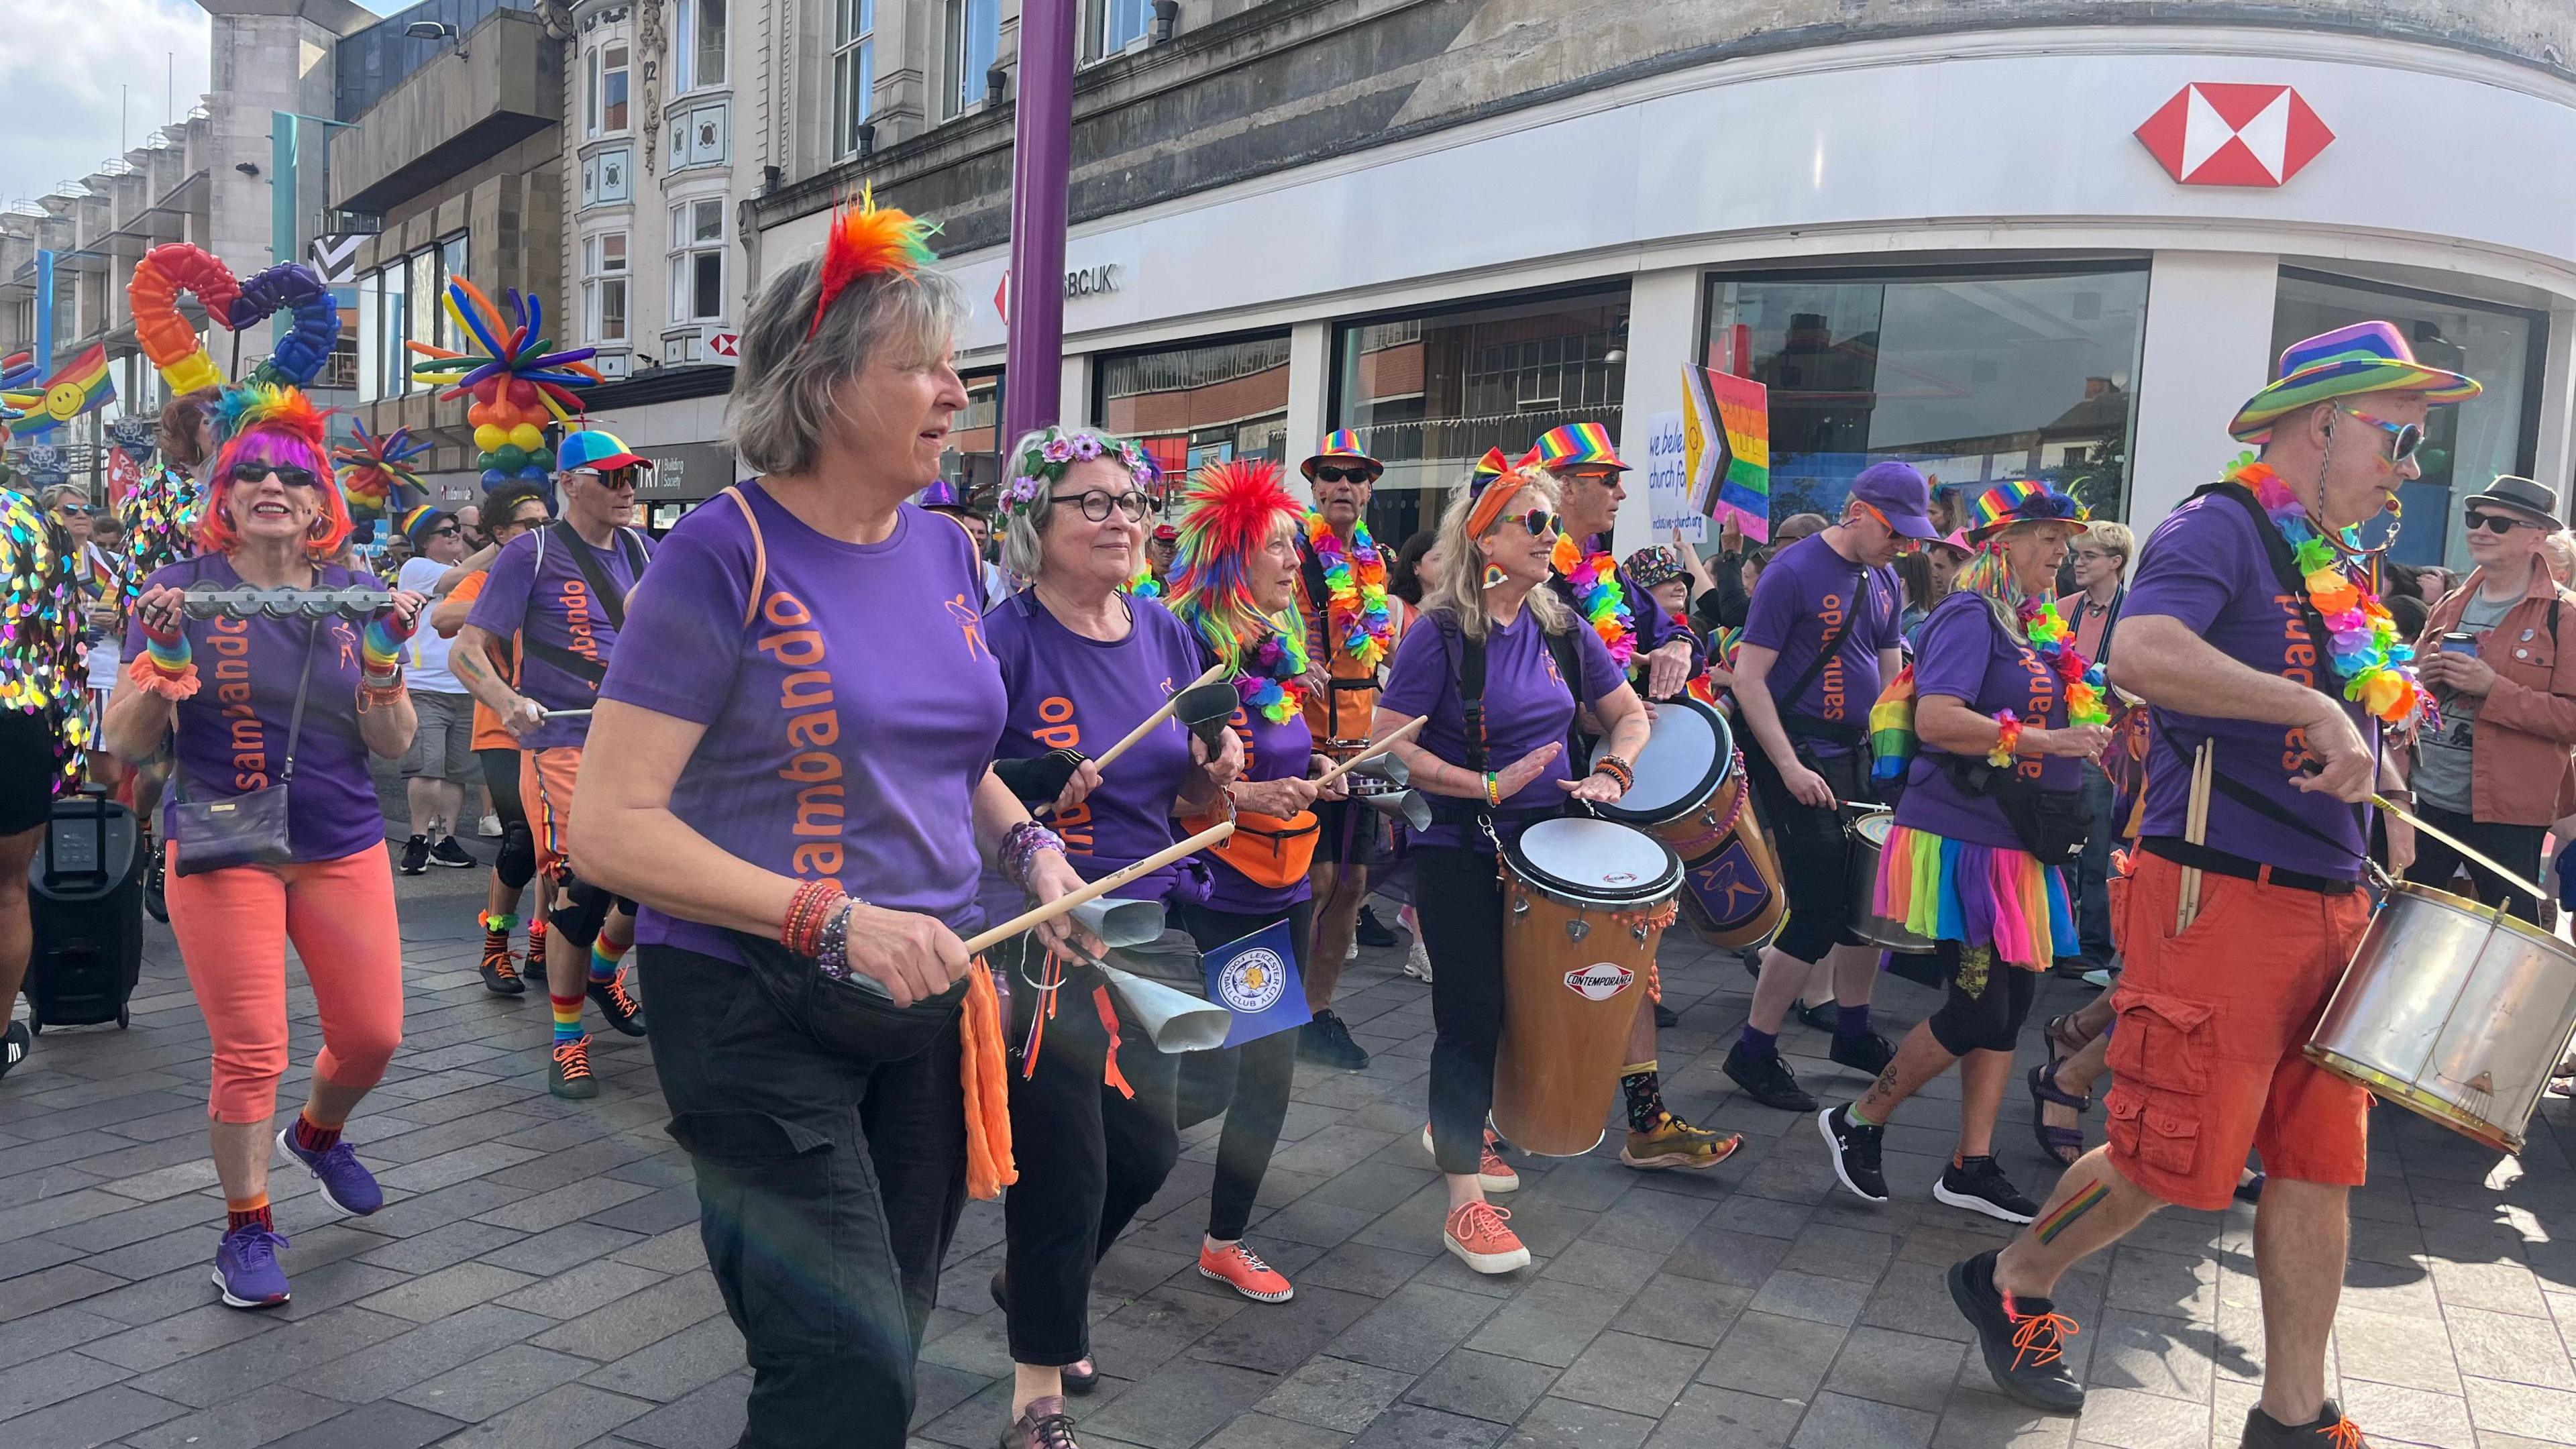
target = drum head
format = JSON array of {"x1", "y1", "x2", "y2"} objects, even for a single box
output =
[
  {"x1": 1508, "y1": 818, "x2": 1682, "y2": 904},
  {"x1": 1589, "y1": 697, "x2": 1729, "y2": 825},
  {"x1": 1851, "y1": 810, "x2": 1896, "y2": 847}
]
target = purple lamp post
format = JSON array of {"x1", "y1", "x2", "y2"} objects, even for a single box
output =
[{"x1": 1002, "y1": 0, "x2": 1077, "y2": 444}]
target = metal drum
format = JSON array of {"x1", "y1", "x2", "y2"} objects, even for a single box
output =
[
  {"x1": 1847, "y1": 810, "x2": 1934, "y2": 953},
  {"x1": 2306, "y1": 883, "x2": 2576, "y2": 1154},
  {"x1": 1493, "y1": 818, "x2": 1682, "y2": 1157},
  {"x1": 1591, "y1": 698, "x2": 1782, "y2": 949}
]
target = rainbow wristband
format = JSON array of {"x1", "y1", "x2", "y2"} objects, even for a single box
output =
[
  {"x1": 1986, "y1": 712, "x2": 2023, "y2": 767},
  {"x1": 361, "y1": 616, "x2": 408, "y2": 678},
  {"x1": 127, "y1": 628, "x2": 200, "y2": 700}
]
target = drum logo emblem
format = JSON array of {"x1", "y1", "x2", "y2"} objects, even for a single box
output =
[
  {"x1": 1219, "y1": 948, "x2": 1289, "y2": 1014},
  {"x1": 1564, "y1": 964, "x2": 1634, "y2": 1001},
  {"x1": 1605, "y1": 871, "x2": 1637, "y2": 884}
]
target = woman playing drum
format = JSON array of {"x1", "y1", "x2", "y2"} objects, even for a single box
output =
[
  {"x1": 1370, "y1": 462, "x2": 1649, "y2": 1273},
  {"x1": 1816, "y1": 480, "x2": 2110, "y2": 1225}
]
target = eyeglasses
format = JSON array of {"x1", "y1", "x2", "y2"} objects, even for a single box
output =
[
  {"x1": 232, "y1": 462, "x2": 321, "y2": 490},
  {"x1": 2466, "y1": 511, "x2": 2538, "y2": 535},
  {"x1": 2071, "y1": 547, "x2": 2119, "y2": 563},
  {"x1": 1312, "y1": 465, "x2": 1381, "y2": 485},
  {"x1": 1049, "y1": 490, "x2": 1151, "y2": 523},
  {"x1": 1515, "y1": 508, "x2": 1559, "y2": 538},
  {"x1": 2337, "y1": 406, "x2": 2425, "y2": 464}
]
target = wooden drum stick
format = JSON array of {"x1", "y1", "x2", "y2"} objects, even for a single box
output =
[
  {"x1": 2375, "y1": 792, "x2": 2553, "y2": 905},
  {"x1": 1312, "y1": 716, "x2": 1428, "y2": 790},
  {"x1": 1089, "y1": 661, "x2": 1230, "y2": 774},
  {"x1": 2178, "y1": 739, "x2": 2212, "y2": 932},
  {"x1": 963, "y1": 820, "x2": 1236, "y2": 955}
]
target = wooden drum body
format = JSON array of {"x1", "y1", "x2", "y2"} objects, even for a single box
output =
[
  {"x1": 1494, "y1": 818, "x2": 1682, "y2": 1157},
  {"x1": 1847, "y1": 810, "x2": 1933, "y2": 953},
  {"x1": 2306, "y1": 883, "x2": 2576, "y2": 1155},
  {"x1": 1588, "y1": 698, "x2": 1781, "y2": 951}
]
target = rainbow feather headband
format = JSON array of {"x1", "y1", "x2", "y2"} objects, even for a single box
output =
[{"x1": 810, "y1": 187, "x2": 940, "y2": 339}]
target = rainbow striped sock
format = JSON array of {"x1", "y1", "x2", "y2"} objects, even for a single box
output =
[
  {"x1": 588, "y1": 933, "x2": 629, "y2": 985},
  {"x1": 550, "y1": 993, "x2": 584, "y2": 1044}
]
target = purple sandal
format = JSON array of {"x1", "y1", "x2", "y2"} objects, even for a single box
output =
[{"x1": 2028, "y1": 1059, "x2": 2090, "y2": 1167}]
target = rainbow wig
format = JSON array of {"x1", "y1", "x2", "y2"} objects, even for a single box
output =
[
  {"x1": 809, "y1": 186, "x2": 941, "y2": 339},
  {"x1": 1169, "y1": 459, "x2": 1311, "y2": 718},
  {"x1": 1952, "y1": 540, "x2": 2021, "y2": 612},
  {"x1": 195, "y1": 385, "x2": 350, "y2": 560}
]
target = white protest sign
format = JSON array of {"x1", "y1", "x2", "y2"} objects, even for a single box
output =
[{"x1": 1644, "y1": 409, "x2": 1702, "y2": 543}]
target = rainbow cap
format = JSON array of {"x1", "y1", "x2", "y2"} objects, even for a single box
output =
[
  {"x1": 557, "y1": 429, "x2": 651, "y2": 474},
  {"x1": 1523, "y1": 422, "x2": 1626, "y2": 472},
  {"x1": 2229, "y1": 321, "x2": 2480, "y2": 442}
]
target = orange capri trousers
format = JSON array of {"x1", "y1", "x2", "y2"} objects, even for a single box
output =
[
  {"x1": 165, "y1": 841, "x2": 406, "y2": 1124},
  {"x1": 523, "y1": 745, "x2": 581, "y2": 882},
  {"x1": 2103, "y1": 850, "x2": 2372, "y2": 1212}
]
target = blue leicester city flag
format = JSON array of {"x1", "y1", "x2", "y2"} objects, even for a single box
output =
[{"x1": 1201, "y1": 920, "x2": 1307, "y2": 1047}]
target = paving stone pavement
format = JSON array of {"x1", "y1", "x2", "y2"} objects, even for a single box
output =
[{"x1": 5, "y1": 845, "x2": 2576, "y2": 1449}]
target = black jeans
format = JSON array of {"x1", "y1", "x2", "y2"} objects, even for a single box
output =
[
  {"x1": 1417, "y1": 845, "x2": 1507, "y2": 1177},
  {"x1": 639, "y1": 940, "x2": 968, "y2": 1449},
  {"x1": 1742, "y1": 743, "x2": 1871, "y2": 963},
  {"x1": 2404, "y1": 802, "x2": 2547, "y2": 924},
  {"x1": 1179, "y1": 899, "x2": 1310, "y2": 1241},
  {"x1": 2069, "y1": 761, "x2": 2118, "y2": 965},
  {"x1": 1001, "y1": 943, "x2": 1180, "y2": 1366}
]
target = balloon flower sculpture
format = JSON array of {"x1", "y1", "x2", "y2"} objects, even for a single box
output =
[
  {"x1": 333, "y1": 420, "x2": 434, "y2": 524},
  {"x1": 126, "y1": 244, "x2": 341, "y2": 393},
  {"x1": 407, "y1": 282, "x2": 602, "y2": 489}
]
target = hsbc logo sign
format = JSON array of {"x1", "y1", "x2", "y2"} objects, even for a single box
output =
[{"x1": 2135, "y1": 83, "x2": 2334, "y2": 187}]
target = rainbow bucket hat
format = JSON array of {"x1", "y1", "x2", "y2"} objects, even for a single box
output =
[
  {"x1": 2229, "y1": 321, "x2": 2481, "y2": 443},
  {"x1": 1300, "y1": 430, "x2": 1377, "y2": 479},
  {"x1": 1524, "y1": 422, "x2": 1626, "y2": 472}
]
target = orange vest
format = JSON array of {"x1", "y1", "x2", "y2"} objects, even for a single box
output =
[{"x1": 1297, "y1": 533, "x2": 1381, "y2": 754}]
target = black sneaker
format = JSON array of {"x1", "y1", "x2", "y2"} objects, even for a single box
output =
[
  {"x1": 1297, "y1": 1010, "x2": 1371, "y2": 1070},
  {"x1": 398, "y1": 835, "x2": 431, "y2": 875},
  {"x1": 428, "y1": 835, "x2": 476, "y2": 869},
  {"x1": 1819, "y1": 1104, "x2": 1888, "y2": 1202},
  {"x1": 1935, "y1": 1155, "x2": 2040, "y2": 1224},
  {"x1": 0, "y1": 1020, "x2": 30, "y2": 1081},
  {"x1": 144, "y1": 842, "x2": 168, "y2": 923},
  {"x1": 587, "y1": 969, "x2": 647, "y2": 1036},
  {"x1": 1355, "y1": 906, "x2": 1399, "y2": 949},
  {"x1": 1654, "y1": 1002, "x2": 1680, "y2": 1029},
  {"x1": 1949, "y1": 1249, "x2": 2085, "y2": 1414},
  {"x1": 1723, "y1": 1041, "x2": 1816, "y2": 1112},
  {"x1": 1829, "y1": 1029, "x2": 1896, "y2": 1076},
  {"x1": 2241, "y1": 1400, "x2": 2368, "y2": 1448},
  {"x1": 1797, "y1": 1001, "x2": 1840, "y2": 1032}
]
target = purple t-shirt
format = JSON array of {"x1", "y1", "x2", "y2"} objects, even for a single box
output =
[
  {"x1": 979, "y1": 591, "x2": 1209, "y2": 918},
  {"x1": 600, "y1": 490, "x2": 1007, "y2": 958},
  {"x1": 1202, "y1": 639, "x2": 1320, "y2": 917},
  {"x1": 465, "y1": 523, "x2": 653, "y2": 750},
  {"x1": 1894, "y1": 590, "x2": 2080, "y2": 852},
  {"x1": 1741, "y1": 533, "x2": 1902, "y2": 756},
  {"x1": 128, "y1": 555, "x2": 385, "y2": 864},
  {"x1": 1379, "y1": 606, "x2": 1625, "y2": 849},
  {"x1": 2125, "y1": 494, "x2": 2377, "y2": 880}
]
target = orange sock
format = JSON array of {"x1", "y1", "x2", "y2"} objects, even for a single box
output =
[{"x1": 226, "y1": 1193, "x2": 272, "y2": 1233}]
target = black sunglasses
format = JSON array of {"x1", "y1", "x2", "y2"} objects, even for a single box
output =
[
  {"x1": 2466, "y1": 511, "x2": 2538, "y2": 535},
  {"x1": 232, "y1": 462, "x2": 322, "y2": 490},
  {"x1": 428, "y1": 524, "x2": 464, "y2": 537},
  {"x1": 1313, "y1": 465, "x2": 1381, "y2": 485},
  {"x1": 1049, "y1": 490, "x2": 1150, "y2": 523}
]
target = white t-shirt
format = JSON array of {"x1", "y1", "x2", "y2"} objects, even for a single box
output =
[{"x1": 397, "y1": 556, "x2": 464, "y2": 694}]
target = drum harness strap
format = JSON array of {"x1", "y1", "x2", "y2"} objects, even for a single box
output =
[{"x1": 1773, "y1": 566, "x2": 1876, "y2": 752}]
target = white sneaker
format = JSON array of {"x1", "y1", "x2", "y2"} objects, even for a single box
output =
[
  {"x1": 477, "y1": 814, "x2": 504, "y2": 838},
  {"x1": 1402, "y1": 942, "x2": 1434, "y2": 982},
  {"x1": 1345, "y1": 939, "x2": 1358, "y2": 962}
]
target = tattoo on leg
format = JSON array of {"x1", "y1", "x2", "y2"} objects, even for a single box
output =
[
  {"x1": 1869, "y1": 1062, "x2": 1900, "y2": 1100},
  {"x1": 2035, "y1": 1179, "x2": 2111, "y2": 1245}
]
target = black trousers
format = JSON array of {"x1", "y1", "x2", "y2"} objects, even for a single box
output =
[
  {"x1": 1416, "y1": 845, "x2": 1507, "y2": 1177},
  {"x1": 1179, "y1": 899, "x2": 1310, "y2": 1241},
  {"x1": 2405, "y1": 802, "x2": 2547, "y2": 924},
  {"x1": 639, "y1": 941, "x2": 968, "y2": 1449},
  {"x1": 1002, "y1": 943, "x2": 1180, "y2": 1366},
  {"x1": 1742, "y1": 743, "x2": 1871, "y2": 963},
  {"x1": 2069, "y1": 761, "x2": 2118, "y2": 965}
]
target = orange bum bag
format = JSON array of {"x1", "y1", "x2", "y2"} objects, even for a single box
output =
[{"x1": 1183, "y1": 802, "x2": 1319, "y2": 890}]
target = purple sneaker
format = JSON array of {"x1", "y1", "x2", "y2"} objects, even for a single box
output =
[
  {"x1": 278, "y1": 1124, "x2": 384, "y2": 1216},
  {"x1": 213, "y1": 1222, "x2": 291, "y2": 1309}
]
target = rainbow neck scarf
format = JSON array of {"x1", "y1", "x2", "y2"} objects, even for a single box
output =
[
  {"x1": 1550, "y1": 534, "x2": 1635, "y2": 668},
  {"x1": 1232, "y1": 627, "x2": 1312, "y2": 724},
  {"x1": 2226, "y1": 454, "x2": 2426, "y2": 726},
  {"x1": 1303, "y1": 514, "x2": 1392, "y2": 669},
  {"x1": 2016, "y1": 597, "x2": 2110, "y2": 727}
]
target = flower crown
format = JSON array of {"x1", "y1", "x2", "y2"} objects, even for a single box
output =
[{"x1": 1000, "y1": 426, "x2": 1160, "y2": 517}]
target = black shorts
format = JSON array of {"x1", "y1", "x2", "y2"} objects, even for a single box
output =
[
  {"x1": 478, "y1": 747, "x2": 527, "y2": 830},
  {"x1": 1312, "y1": 798, "x2": 1381, "y2": 868},
  {"x1": 1742, "y1": 742, "x2": 1872, "y2": 963},
  {"x1": 0, "y1": 709, "x2": 62, "y2": 836}
]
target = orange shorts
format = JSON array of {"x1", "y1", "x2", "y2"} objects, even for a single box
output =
[
  {"x1": 2103, "y1": 851, "x2": 2373, "y2": 1212},
  {"x1": 521, "y1": 745, "x2": 582, "y2": 883}
]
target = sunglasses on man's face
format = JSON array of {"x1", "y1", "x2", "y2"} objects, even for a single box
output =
[
  {"x1": 233, "y1": 462, "x2": 322, "y2": 490},
  {"x1": 429, "y1": 524, "x2": 463, "y2": 539},
  {"x1": 1312, "y1": 465, "x2": 1381, "y2": 486},
  {"x1": 2337, "y1": 407, "x2": 2425, "y2": 465},
  {"x1": 2466, "y1": 511, "x2": 2538, "y2": 535}
]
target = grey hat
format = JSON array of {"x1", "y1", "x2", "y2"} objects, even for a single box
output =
[{"x1": 2464, "y1": 475, "x2": 2560, "y2": 525}]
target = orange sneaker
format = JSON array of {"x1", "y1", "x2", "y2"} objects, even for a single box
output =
[
  {"x1": 1443, "y1": 1200, "x2": 1530, "y2": 1275},
  {"x1": 1198, "y1": 1241, "x2": 1295, "y2": 1303},
  {"x1": 1419, "y1": 1124, "x2": 1519, "y2": 1193}
]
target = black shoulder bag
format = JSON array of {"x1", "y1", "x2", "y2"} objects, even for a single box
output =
[{"x1": 167, "y1": 618, "x2": 318, "y2": 877}]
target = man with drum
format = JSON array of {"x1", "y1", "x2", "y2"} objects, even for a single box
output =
[
  {"x1": 1526, "y1": 425, "x2": 1737, "y2": 1171},
  {"x1": 1724, "y1": 462, "x2": 1929, "y2": 1110},
  {"x1": 1949, "y1": 321, "x2": 2473, "y2": 1449}
]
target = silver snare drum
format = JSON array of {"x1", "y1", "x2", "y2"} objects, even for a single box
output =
[
  {"x1": 1846, "y1": 810, "x2": 1933, "y2": 954},
  {"x1": 2306, "y1": 883, "x2": 2576, "y2": 1155}
]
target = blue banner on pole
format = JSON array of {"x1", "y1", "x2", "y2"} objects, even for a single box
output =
[{"x1": 1201, "y1": 920, "x2": 1307, "y2": 1047}]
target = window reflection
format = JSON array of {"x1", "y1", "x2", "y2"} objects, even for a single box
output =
[{"x1": 1094, "y1": 335, "x2": 1291, "y2": 488}]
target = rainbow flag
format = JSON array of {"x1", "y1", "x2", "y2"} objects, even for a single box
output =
[
  {"x1": 1681, "y1": 366, "x2": 1770, "y2": 541},
  {"x1": 5, "y1": 344, "x2": 115, "y2": 437}
]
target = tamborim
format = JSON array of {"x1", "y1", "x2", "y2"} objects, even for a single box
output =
[
  {"x1": 2306, "y1": 883, "x2": 2576, "y2": 1154},
  {"x1": 1493, "y1": 818, "x2": 1681, "y2": 1157},
  {"x1": 1848, "y1": 810, "x2": 1933, "y2": 953}
]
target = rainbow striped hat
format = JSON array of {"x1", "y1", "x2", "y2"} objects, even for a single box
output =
[
  {"x1": 2229, "y1": 321, "x2": 2481, "y2": 442},
  {"x1": 1301, "y1": 429, "x2": 1377, "y2": 478},
  {"x1": 1964, "y1": 478, "x2": 2086, "y2": 539},
  {"x1": 1523, "y1": 421, "x2": 1627, "y2": 472}
]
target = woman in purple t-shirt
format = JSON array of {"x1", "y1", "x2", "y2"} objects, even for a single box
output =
[
  {"x1": 1167, "y1": 458, "x2": 1336, "y2": 1308},
  {"x1": 981, "y1": 427, "x2": 1244, "y2": 1443},
  {"x1": 100, "y1": 386, "x2": 424, "y2": 1314},
  {"x1": 1815, "y1": 481, "x2": 2110, "y2": 1228},
  {"x1": 1373, "y1": 463, "x2": 1650, "y2": 1277}
]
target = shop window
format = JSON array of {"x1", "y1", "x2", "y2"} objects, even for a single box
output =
[
  {"x1": 944, "y1": 0, "x2": 999, "y2": 119},
  {"x1": 584, "y1": 232, "x2": 629, "y2": 344},
  {"x1": 1095, "y1": 333, "x2": 1291, "y2": 487},
  {"x1": 2271, "y1": 268, "x2": 2546, "y2": 569},
  {"x1": 943, "y1": 369, "x2": 1007, "y2": 494},
  {"x1": 588, "y1": 42, "x2": 629, "y2": 136},
  {"x1": 436, "y1": 235, "x2": 470, "y2": 349},
  {"x1": 1087, "y1": 0, "x2": 1148, "y2": 60},
  {"x1": 1332, "y1": 286, "x2": 1629, "y2": 543},
  {"x1": 669, "y1": 199, "x2": 727, "y2": 323},
  {"x1": 1704, "y1": 265, "x2": 2148, "y2": 528},
  {"x1": 675, "y1": 0, "x2": 727, "y2": 92},
  {"x1": 833, "y1": 0, "x2": 875, "y2": 158}
]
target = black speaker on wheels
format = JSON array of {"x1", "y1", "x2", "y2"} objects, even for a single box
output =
[{"x1": 26, "y1": 788, "x2": 145, "y2": 1032}]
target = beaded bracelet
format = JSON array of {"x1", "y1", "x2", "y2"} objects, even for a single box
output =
[
  {"x1": 814, "y1": 898, "x2": 857, "y2": 982},
  {"x1": 1986, "y1": 712, "x2": 2023, "y2": 767},
  {"x1": 782, "y1": 879, "x2": 848, "y2": 958},
  {"x1": 1591, "y1": 755, "x2": 1635, "y2": 793},
  {"x1": 1001, "y1": 819, "x2": 1067, "y2": 890},
  {"x1": 1484, "y1": 772, "x2": 1502, "y2": 808}
]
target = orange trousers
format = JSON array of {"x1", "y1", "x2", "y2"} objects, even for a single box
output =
[{"x1": 165, "y1": 841, "x2": 406, "y2": 1123}]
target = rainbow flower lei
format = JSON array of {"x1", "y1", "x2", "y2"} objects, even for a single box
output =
[
  {"x1": 1550, "y1": 535, "x2": 1635, "y2": 667},
  {"x1": 2017, "y1": 597, "x2": 2110, "y2": 727},
  {"x1": 2226, "y1": 454, "x2": 2426, "y2": 726},
  {"x1": 1232, "y1": 627, "x2": 1313, "y2": 724},
  {"x1": 1303, "y1": 513, "x2": 1392, "y2": 669},
  {"x1": 1122, "y1": 562, "x2": 1160, "y2": 599}
]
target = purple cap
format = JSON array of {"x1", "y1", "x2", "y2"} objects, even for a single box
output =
[{"x1": 1847, "y1": 461, "x2": 1939, "y2": 541}]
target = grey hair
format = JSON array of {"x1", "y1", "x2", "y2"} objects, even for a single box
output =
[
  {"x1": 1422, "y1": 469, "x2": 1572, "y2": 643},
  {"x1": 1000, "y1": 442, "x2": 1135, "y2": 582},
  {"x1": 38, "y1": 484, "x2": 89, "y2": 510},
  {"x1": 724, "y1": 252, "x2": 965, "y2": 478}
]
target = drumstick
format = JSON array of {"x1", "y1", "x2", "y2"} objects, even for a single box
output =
[
  {"x1": 962, "y1": 820, "x2": 1235, "y2": 955},
  {"x1": 2178, "y1": 740, "x2": 2212, "y2": 932},
  {"x1": 1089, "y1": 661, "x2": 1230, "y2": 774},
  {"x1": 2373, "y1": 792, "x2": 2553, "y2": 906},
  {"x1": 542, "y1": 708, "x2": 592, "y2": 720},
  {"x1": 1311, "y1": 716, "x2": 1428, "y2": 789}
]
